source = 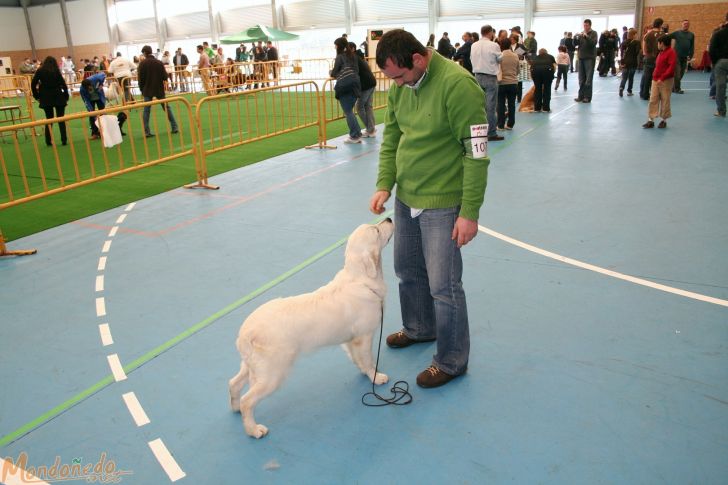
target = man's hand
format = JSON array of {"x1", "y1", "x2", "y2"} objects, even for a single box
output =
[
  {"x1": 369, "y1": 190, "x2": 390, "y2": 215},
  {"x1": 451, "y1": 217, "x2": 478, "y2": 248}
]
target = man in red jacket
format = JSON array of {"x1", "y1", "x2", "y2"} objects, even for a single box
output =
[{"x1": 643, "y1": 35, "x2": 677, "y2": 129}]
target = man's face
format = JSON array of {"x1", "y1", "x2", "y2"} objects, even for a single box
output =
[
  {"x1": 583, "y1": 22, "x2": 591, "y2": 32},
  {"x1": 658, "y1": 42, "x2": 666, "y2": 51},
  {"x1": 381, "y1": 57, "x2": 425, "y2": 88},
  {"x1": 682, "y1": 20, "x2": 690, "y2": 31}
]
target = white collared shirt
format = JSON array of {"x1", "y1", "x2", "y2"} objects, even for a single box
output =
[{"x1": 471, "y1": 38, "x2": 503, "y2": 75}]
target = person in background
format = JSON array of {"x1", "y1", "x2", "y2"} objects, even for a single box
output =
[
  {"x1": 426, "y1": 34, "x2": 435, "y2": 48},
  {"x1": 497, "y1": 29, "x2": 509, "y2": 44},
  {"x1": 100, "y1": 55, "x2": 111, "y2": 71},
  {"x1": 172, "y1": 48, "x2": 189, "y2": 93},
  {"x1": 531, "y1": 48, "x2": 556, "y2": 112},
  {"x1": 641, "y1": 18, "x2": 664, "y2": 100},
  {"x1": 453, "y1": 32, "x2": 474, "y2": 73},
  {"x1": 619, "y1": 28, "x2": 641, "y2": 97},
  {"x1": 555, "y1": 45, "x2": 570, "y2": 90},
  {"x1": 138, "y1": 45, "x2": 178, "y2": 138},
  {"x1": 574, "y1": 19, "x2": 598, "y2": 103},
  {"x1": 330, "y1": 37, "x2": 362, "y2": 144},
  {"x1": 524, "y1": 31, "x2": 538, "y2": 60},
  {"x1": 61, "y1": 56, "x2": 75, "y2": 83},
  {"x1": 471, "y1": 24, "x2": 503, "y2": 140},
  {"x1": 108, "y1": 52, "x2": 136, "y2": 102},
  {"x1": 80, "y1": 72, "x2": 107, "y2": 140},
  {"x1": 670, "y1": 19, "x2": 695, "y2": 94},
  {"x1": 266, "y1": 41, "x2": 279, "y2": 84},
  {"x1": 497, "y1": 38, "x2": 519, "y2": 131},
  {"x1": 197, "y1": 45, "x2": 210, "y2": 70},
  {"x1": 31, "y1": 56, "x2": 69, "y2": 147},
  {"x1": 350, "y1": 42, "x2": 377, "y2": 138},
  {"x1": 643, "y1": 35, "x2": 677, "y2": 129},
  {"x1": 370, "y1": 29, "x2": 488, "y2": 389},
  {"x1": 708, "y1": 12, "x2": 728, "y2": 117},
  {"x1": 437, "y1": 32, "x2": 455, "y2": 59},
  {"x1": 509, "y1": 32, "x2": 527, "y2": 102},
  {"x1": 19, "y1": 58, "x2": 36, "y2": 74},
  {"x1": 203, "y1": 41, "x2": 215, "y2": 60},
  {"x1": 213, "y1": 47, "x2": 225, "y2": 66}
]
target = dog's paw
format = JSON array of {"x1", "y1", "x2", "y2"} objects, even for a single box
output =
[
  {"x1": 247, "y1": 424, "x2": 269, "y2": 439},
  {"x1": 372, "y1": 372, "x2": 389, "y2": 385},
  {"x1": 230, "y1": 397, "x2": 240, "y2": 413}
]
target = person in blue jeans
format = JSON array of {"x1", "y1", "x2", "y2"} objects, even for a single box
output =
[
  {"x1": 137, "y1": 45, "x2": 178, "y2": 137},
  {"x1": 369, "y1": 30, "x2": 489, "y2": 389},
  {"x1": 619, "y1": 28, "x2": 641, "y2": 96},
  {"x1": 80, "y1": 72, "x2": 107, "y2": 140},
  {"x1": 331, "y1": 37, "x2": 362, "y2": 144},
  {"x1": 708, "y1": 16, "x2": 728, "y2": 117},
  {"x1": 574, "y1": 19, "x2": 598, "y2": 103}
]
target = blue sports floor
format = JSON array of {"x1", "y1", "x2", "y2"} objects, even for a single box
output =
[{"x1": 1, "y1": 71, "x2": 727, "y2": 484}]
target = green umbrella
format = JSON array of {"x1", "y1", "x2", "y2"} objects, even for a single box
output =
[{"x1": 220, "y1": 25, "x2": 300, "y2": 44}]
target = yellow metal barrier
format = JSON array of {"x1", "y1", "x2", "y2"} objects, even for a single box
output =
[
  {"x1": 0, "y1": 76, "x2": 36, "y2": 139},
  {"x1": 0, "y1": 97, "x2": 200, "y2": 209},
  {"x1": 193, "y1": 81, "x2": 320, "y2": 181},
  {"x1": 278, "y1": 58, "x2": 334, "y2": 82},
  {"x1": 308, "y1": 71, "x2": 391, "y2": 149}
]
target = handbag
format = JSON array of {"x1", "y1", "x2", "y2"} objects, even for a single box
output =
[{"x1": 333, "y1": 67, "x2": 361, "y2": 99}]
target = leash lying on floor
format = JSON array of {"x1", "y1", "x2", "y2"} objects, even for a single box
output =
[{"x1": 361, "y1": 303, "x2": 413, "y2": 407}]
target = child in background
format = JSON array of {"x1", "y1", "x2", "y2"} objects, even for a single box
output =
[
  {"x1": 555, "y1": 45, "x2": 570, "y2": 90},
  {"x1": 643, "y1": 35, "x2": 677, "y2": 129}
]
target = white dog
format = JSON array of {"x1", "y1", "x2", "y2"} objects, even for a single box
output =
[{"x1": 229, "y1": 219, "x2": 394, "y2": 438}]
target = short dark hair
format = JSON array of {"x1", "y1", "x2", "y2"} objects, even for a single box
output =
[
  {"x1": 657, "y1": 34, "x2": 671, "y2": 46},
  {"x1": 653, "y1": 18, "x2": 664, "y2": 28},
  {"x1": 481, "y1": 25, "x2": 494, "y2": 36},
  {"x1": 584, "y1": 19, "x2": 592, "y2": 26},
  {"x1": 376, "y1": 29, "x2": 427, "y2": 70},
  {"x1": 141, "y1": 45, "x2": 152, "y2": 55}
]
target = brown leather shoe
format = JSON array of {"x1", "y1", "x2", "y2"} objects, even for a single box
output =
[
  {"x1": 386, "y1": 330, "x2": 436, "y2": 348},
  {"x1": 416, "y1": 365, "x2": 461, "y2": 388}
]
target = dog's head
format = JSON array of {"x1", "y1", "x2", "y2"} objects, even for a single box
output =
[{"x1": 344, "y1": 218, "x2": 394, "y2": 279}]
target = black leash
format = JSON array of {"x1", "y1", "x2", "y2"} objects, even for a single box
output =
[{"x1": 361, "y1": 303, "x2": 413, "y2": 407}]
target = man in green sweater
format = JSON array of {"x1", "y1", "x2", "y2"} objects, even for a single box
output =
[{"x1": 369, "y1": 29, "x2": 489, "y2": 389}]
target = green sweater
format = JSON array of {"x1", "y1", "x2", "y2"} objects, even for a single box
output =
[{"x1": 376, "y1": 51, "x2": 489, "y2": 221}]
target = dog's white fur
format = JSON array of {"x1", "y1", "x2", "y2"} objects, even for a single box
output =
[{"x1": 228, "y1": 219, "x2": 394, "y2": 438}]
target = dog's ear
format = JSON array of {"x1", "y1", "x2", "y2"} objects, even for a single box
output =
[{"x1": 363, "y1": 249, "x2": 380, "y2": 279}]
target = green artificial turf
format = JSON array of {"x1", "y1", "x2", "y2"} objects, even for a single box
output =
[{"x1": 0, "y1": 91, "x2": 385, "y2": 241}]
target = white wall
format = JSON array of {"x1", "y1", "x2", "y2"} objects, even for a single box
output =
[
  {"x1": 28, "y1": 3, "x2": 67, "y2": 49},
  {"x1": 68, "y1": 0, "x2": 110, "y2": 45},
  {"x1": 0, "y1": 7, "x2": 32, "y2": 51}
]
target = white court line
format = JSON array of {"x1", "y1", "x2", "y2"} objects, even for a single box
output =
[
  {"x1": 479, "y1": 225, "x2": 728, "y2": 308},
  {"x1": 122, "y1": 392, "x2": 151, "y2": 427},
  {"x1": 107, "y1": 354, "x2": 127, "y2": 381},
  {"x1": 148, "y1": 439, "x2": 186, "y2": 482},
  {"x1": 108, "y1": 226, "x2": 119, "y2": 237},
  {"x1": 125, "y1": 202, "x2": 136, "y2": 211},
  {"x1": 102, "y1": 240, "x2": 112, "y2": 253},
  {"x1": 99, "y1": 323, "x2": 114, "y2": 346},
  {"x1": 116, "y1": 214, "x2": 127, "y2": 224},
  {"x1": 1, "y1": 458, "x2": 51, "y2": 485},
  {"x1": 97, "y1": 256, "x2": 107, "y2": 271},
  {"x1": 95, "y1": 275, "x2": 105, "y2": 292},
  {"x1": 95, "y1": 297, "x2": 106, "y2": 317}
]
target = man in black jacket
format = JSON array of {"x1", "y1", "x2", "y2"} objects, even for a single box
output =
[
  {"x1": 138, "y1": 45, "x2": 178, "y2": 137},
  {"x1": 172, "y1": 48, "x2": 189, "y2": 92},
  {"x1": 437, "y1": 32, "x2": 455, "y2": 59}
]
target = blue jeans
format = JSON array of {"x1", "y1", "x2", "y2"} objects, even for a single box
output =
[
  {"x1": 640, "y1": 58, "x2": 655, "y2": 99},
  {"x1": 714, "y1": 58, "x2": 728, "y2": 116},
  {"x1": 394, "y1": 198, "x2": 469, "y2": 376},
  {"x1": 338, "y1": 93, "x2": 361, "y2": 139},
  {"x1": 143, "y1": 96, "x2": 178, "y2": 135},
  {"x1": 620, "y1": 67, "x2": 636, "y2": 92},
  {"x1": 475, "y1": 73, "x2": 498, "y2": 137},
  {"x1": 356, "y1": 87, "x2": 376, "y2": 133},
  {"x1": 577, "y1": 57, "x2": 595, "y2": 101}
]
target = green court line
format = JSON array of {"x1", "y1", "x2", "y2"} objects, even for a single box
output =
[{"x1": 0, "y1": 212, "x2": 392, "y2": 448}]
